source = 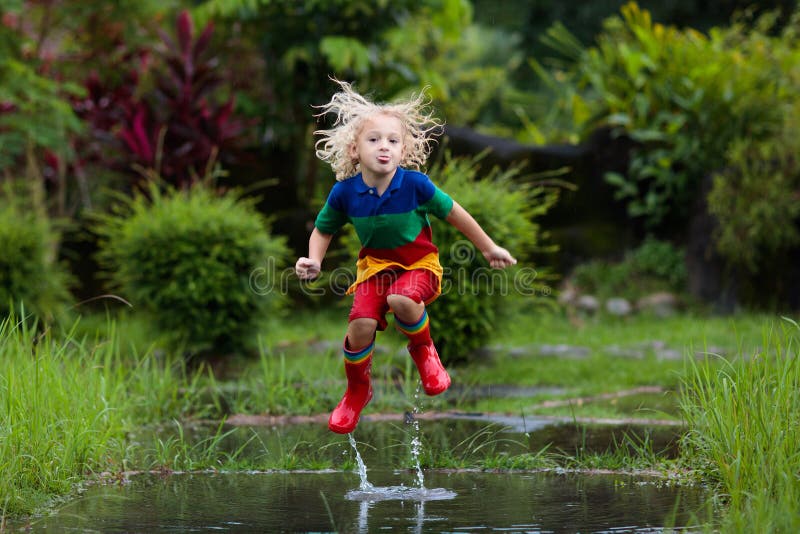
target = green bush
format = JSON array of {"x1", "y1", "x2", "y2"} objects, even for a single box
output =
[
  {"x1": 431, "y1": 158, "x2": 558, "y2": 362},
  {"x1": 571, "y1": 237, "x2": 687, "y2": 300},
  {"x1": 96, "y1": 185, "x2": 289, "y2": 355},
  {"x1": 343, "y1": 156, "x2": 559, "y2": 363},
  {"x1": 535, "y1": 3, "x2": 792, "y2": 228},
  {"x1": 0, "y1": 196, "x2": 71, "y2": 322},
  {"x1": 708, "y1": 102, "x2": 800, "y2": 272},
  {"x1": 375, "y1": 0, "x2": 522, "y2": 129}
]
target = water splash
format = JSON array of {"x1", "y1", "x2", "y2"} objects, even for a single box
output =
[
  {"x1": 357, "y1": 500, "x2": 371, "y2": 534},
  {"x1": 353, "y1": 487, "x2": 435, "y2": 533},
  {"x1": 413, "y1": 500, "x2": 425, "y2": 534},
  {"x1": 348, "y1": 433, "x2": 373, "y2": 491},
  {"x1": 344, "y1": 382, "x2": 457, "y2": 503},
  {"x1": 410, "y1": 382, "x2": 425, "y2": 488},
  {"x1": 345, "y1": 485, "x2": 456, "y2": 502},
  {"x1": 410, "y1": 430, "x2": 424, "y2": 488}
]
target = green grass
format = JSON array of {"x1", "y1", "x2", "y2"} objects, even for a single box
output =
[
  {"x1": 494, "y1": 307, "x2": 770, "y2": 355},
  {"x1": 679, "y1": 317, "x2": 800, "y2": 532},
  {"x1": 3, "y1": 305, "x2": 799, "y2": 532},
  {"x1": 452, "y1": 310, "x2": 770, "y2": 419},
  {"x1": 0, "y1": 314, "x2": 200, "y2": 517},
  {"x1": 75, "y1": 305, "x2": 772, "y2": 421}
]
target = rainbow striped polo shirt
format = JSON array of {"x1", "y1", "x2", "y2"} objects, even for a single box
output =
[{"x1": 314, "y1": 167, "x2": 454, "y2": 296}]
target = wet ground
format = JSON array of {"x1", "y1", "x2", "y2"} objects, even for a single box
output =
[
  {"x1": 25, "y1": 469, "x2": 710, "y2": 532},
  {"x1": 14, "y1": 415, "x2": 711, "y2": 532},
  {"x1": 210, "y1": 414, "x2": 684, "y2": 467}
]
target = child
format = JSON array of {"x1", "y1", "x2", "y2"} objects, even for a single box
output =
[{"x1": 295, "y1": 80, "x2": 516, "y2": 434}]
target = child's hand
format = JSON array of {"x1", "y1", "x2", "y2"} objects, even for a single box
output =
[
  {"x1": 295, "y1": 257, "x2": 321, "y2": 280},
  {"x1": 483, "y1": 246, "x2": 517, "y2": 269}
]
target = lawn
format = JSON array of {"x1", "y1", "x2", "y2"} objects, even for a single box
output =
[{"x1": 2, "y1": 307, "x2": 798, "y2": 531}]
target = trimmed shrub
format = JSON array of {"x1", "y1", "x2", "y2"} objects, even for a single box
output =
[
  {"x1": 342, "y1": 155, "x2": 559, "y2": 363},
  {"x1": 0, "y1": 196, "x2": 71, "y2": 322},
  {"x1": 429, "y1": 158, "x2": 557, "y2": 362},
  {"x1": 95, "y1": 185, "x2": 289, "y2": 355}
]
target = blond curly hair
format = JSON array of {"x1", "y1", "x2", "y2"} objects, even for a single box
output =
[{"x1": 313, "y1": 79, "x2": 442, "y2": 181}]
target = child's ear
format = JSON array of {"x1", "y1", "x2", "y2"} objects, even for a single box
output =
[{"x1": 348, "y1": 143, "x2": 359, "y2": 162}]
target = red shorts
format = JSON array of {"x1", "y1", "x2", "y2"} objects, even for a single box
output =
[{"x1": 348, "y1": 269, "x2": 439, "y2": 330}]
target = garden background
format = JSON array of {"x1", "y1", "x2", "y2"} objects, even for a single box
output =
[{"x1": 2, "y1": 0, "x2": 800, "y2": 531}]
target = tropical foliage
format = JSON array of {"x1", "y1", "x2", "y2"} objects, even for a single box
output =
[
  {"x1": 534, "y1": 3, "x2": 790, "y2": 229},
  {"x1": 0, "y1": 1, "x2": 175, "y2": 217},
  {"x1": 0, "y1": 9, "x2": 83, "y2": 174},
  {"x1": 118, "y1": 10, "x2": 250, "y2": 188}
]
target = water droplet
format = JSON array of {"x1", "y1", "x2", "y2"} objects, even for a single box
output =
[
  {"x1": 411, "y1": 395, "x2": 425, "y2": 488},
  {"x1": 348, "y1": 433, "x2": 373, "y2": 491}
]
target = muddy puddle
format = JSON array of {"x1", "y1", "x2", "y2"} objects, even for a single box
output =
[
  {"x1": 25, "y1": 469, "x2": 709, "y2": 532},
  {"x1": 14, "y1": 416, "x2": 711, "y2": 532}
]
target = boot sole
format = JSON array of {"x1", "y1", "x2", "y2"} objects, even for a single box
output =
[
  {"x1": 328, "y1": 391, "x2": 373, "y2": 433},
  {"x1": 328, "y1": 421, "x2": 357, "y2": 434},
  {"x1": 423, "y1": 375, "x2": 451, "y2": 396}
]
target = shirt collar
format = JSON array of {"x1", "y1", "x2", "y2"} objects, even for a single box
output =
[{"x1": 354, "y1": 167, "x2": 405, "y2": 195}]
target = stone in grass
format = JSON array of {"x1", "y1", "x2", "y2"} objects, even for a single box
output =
[
  {"x1": 557, "y1": 284, "x2": 578, "y2": 306},
  {"x1": 604, "y1": 344, "x2": 646, "y2": 359},
  {"x1": 636, "y1": 292, "x2": 680, "y2": 318},
  {"x1": 492, "y1": 344, "x2": 592, "y2": 360},
  {"x1": 576, "y1": 295, "x2": 600, "y2": 313},
  {"x1": 605, "y1": 297, "x2": 633, "y2": 316},
  {"x1": 535, "y1": 344, "x2": 591, "y2": 359}
]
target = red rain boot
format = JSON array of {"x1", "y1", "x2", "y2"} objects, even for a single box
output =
[
  {"x1": 409, "y1": 342, "x2": 451, "y2": 396},
  {"x1": 328, "y1": 355, "x2": 373, "y2": 434}
]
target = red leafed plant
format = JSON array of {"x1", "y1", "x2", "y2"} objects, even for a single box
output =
[
  {"x1": 118, "y1": 9, "x2": 249, "y2": 188},
  {"x1": 70, "y1": 66, "x2": 142, "y2": 166}
]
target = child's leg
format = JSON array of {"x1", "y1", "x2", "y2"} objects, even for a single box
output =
[
  {"x1": 346, "y1": 316, "x2": 379, "y2": 351},
  {"x1": 329, "y1": 274, "x2": 391, "y2": 434},
  {"x1": 328, "y1": 318, "x2": 377, "y2": 434},
  {"x1": 388, "y1": 295, "x2": 429, "y2": 345},
  {"x1": 387, "y1": 270, "x2": 451, "y2": 396}
]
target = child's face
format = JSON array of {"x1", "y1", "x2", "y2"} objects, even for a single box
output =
[{"x1": 350, "y1": 113, "x2": 405, "y2": 180}]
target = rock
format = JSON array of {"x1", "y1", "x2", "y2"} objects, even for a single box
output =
[
  {"x1": 535, "y1": 344, "x2": 591, "y2": 359},
  {"x1": 636, "y1": 292, "x2": 680, "y2": 317},
  {"x1": 506, "y1": 346, "x2": 536, "y2": 358},
  {"x1": 558, "y1": 284, "x2": 578, "y2": 306},
  {"x1": 655, "y1": 348, "x2": 683, "y2": 361},
  {"x1": 576, "y1": 295, "x2": 600, "y2": 313},
  {"x1": 605, "y1": 297, "x2": 632, "y2": 316},
  {"x1": 604, "y1": 344, "x2": 645, "y2": 359}
]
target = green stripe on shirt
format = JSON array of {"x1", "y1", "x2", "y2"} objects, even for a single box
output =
[
  {"x1": 421, "y1": 188, "x2": 454, "y2": 220},
  {"x1": 351, "y1": 211, "x2": 429, "y2": 249}
]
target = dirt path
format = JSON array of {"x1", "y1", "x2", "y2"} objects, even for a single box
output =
[{"x1": 224, "y1": 386, "x2": 681, "y2": 428}]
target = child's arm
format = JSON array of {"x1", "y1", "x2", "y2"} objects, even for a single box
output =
[
  {"x1": 295, "y1": 228, "x2": 334, "y2": 280},
  {"x1": 446, "y1": 201, "x2": 517, "y2": 269}
]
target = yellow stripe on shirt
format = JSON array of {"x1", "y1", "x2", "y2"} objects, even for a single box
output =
[{"x1": 346, "y1": 252, "x2": 444, "y2": 303}]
